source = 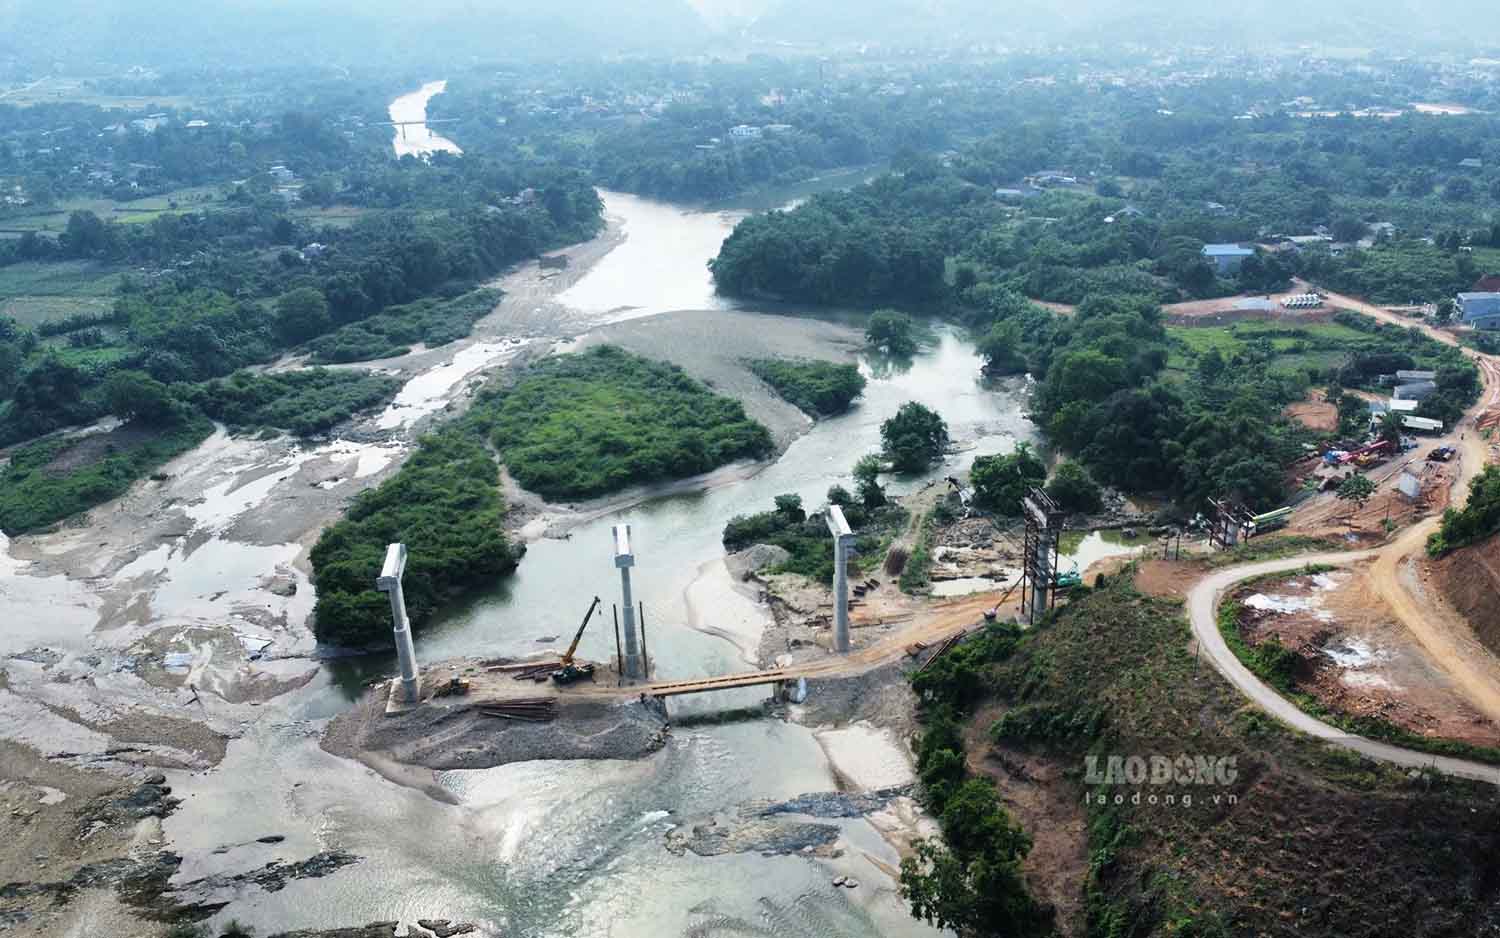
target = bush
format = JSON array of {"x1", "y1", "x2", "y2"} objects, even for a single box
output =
[
  {"x1": 747, "y1": 357, "x2": 866, "y2": 417},
  {"x1": 479, "y1": 346, "x2": 773, "y2": 499},
  {"x1": 866, "y1": 309, "x2": 918, "y2": 356},
  {"x1": 0, "y1": 417, "x2": 214, "y2": 535},
  {"x1": 309, "y1": 428, "x2": 524, "y2": 646},
  {"x1": 182, "y1": 369, "x2": 400, "y2": 436},
  {"x1": 1428, "y1": 465, "x2": 1500, "y2": 556},
  {"x1": 882, "y1": 401, "x2": 949, "y2": 473},
  {"x1": 1046, "y1": 460, "x2": 1103, "y2": 513},
  {"x1": 970, "y1": 443, "x2": 1045, "y2": 514}
]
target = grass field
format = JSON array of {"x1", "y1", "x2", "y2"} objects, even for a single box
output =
[
  {"x1": 0, "y1": 260, "x2": 124, "y2": 326},
  {"x1": 1165, "y1": 319, "x2": 1376, "y2": 377},
  {"x1": 0, "y1": 187, "x2": 227, "y2": 238},
  {"x1": 0, "y1": 76, "x2": 199, "y2": 110}
]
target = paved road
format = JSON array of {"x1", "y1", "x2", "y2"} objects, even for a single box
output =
[{"x1": 1185, "y1": 551, "x2": 1500, "y2": 785}]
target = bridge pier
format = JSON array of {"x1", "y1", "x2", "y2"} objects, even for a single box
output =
[
  {"x1": 376, "y1": 543, "x2": 421, "y2": 703},
  {"x1": 826, "y1": 506, "x2": 853, "y2": 653},
  {"x1": 614, "y1": 525, "x2": 644, "y2": 680}
]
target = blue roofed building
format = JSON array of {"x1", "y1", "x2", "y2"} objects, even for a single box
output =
[
  {"x1": 1202, "y1": 243, "x2": 1255, "y2": 274},
  {"x1": 1458, "y1": 292, "x2": 1500, "y2": 329}
]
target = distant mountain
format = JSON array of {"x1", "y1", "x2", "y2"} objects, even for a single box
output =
[
  {"x1": 721, "y1": 0, "x2": 1500, "y2": 49},
  {"x1": 0, "y1": 0, "x2": 712, "y2": 71}
]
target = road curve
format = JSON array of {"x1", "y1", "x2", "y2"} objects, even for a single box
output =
[{"x1": 1185, "y1": 551, "x2": 1500, "y2": 785}]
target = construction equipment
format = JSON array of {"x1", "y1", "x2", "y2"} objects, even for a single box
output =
[
  {"x1": 1428, "y1": 446, "x2": 1456, "y2": 462},
  {"x1": 552, "y1": 596, "x2": 603, "y2": 685},
  {"x1": 431, "y1": 671, "x2": 471, "y2": 698}
]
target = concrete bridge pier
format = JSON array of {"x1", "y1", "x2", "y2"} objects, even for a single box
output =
[
  {"x1": 614, "y1": 525, "x2": 644, "y2": 680},
  {"x1": 377, "y1": 543, "x2": 421, "y2": 702},
  {"x1": 827, "y1": 506, "x2": 853, "y2": 653}
]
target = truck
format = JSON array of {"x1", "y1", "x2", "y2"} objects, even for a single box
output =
[{"x1": 1248, "y1": 506, "x2": 1293, "y2": 534}]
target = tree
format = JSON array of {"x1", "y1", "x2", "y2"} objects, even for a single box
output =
[
  {"x1": 853, "y1": 453, "x2": 886, "y2": 507},
  {"x1": 104, "y1": 370, "x2": 180, "y2": 426},
  {"x1": 1330, "y1": 216, "x2": 1366, "y2": 244},
  {"x1": 1336, "y1": 474, "x2": 1376, "y2": 523},
  {"x1": 882, "y1": 402, "x2": 949, "y2": 473},
  {"x1": 977, "y1": 321, "x2": 1027, "y2": 375},
  {"x1": 773, "y1": 493, "x2": 806, "y2": 522},
  {"x1": 866, "y1": 309, "x2": 917, "y2": 356},
  {"x1": 1445, "y1": 177, "x2": 1476, "y2": 203},
  {"x1": 1434, "y1": 297, "x2": 1457, "y2": 325},
  {"x1": 827, "y1": 484, "x2": 854, "y2": 508},
  {"x1": 969, "y1": 444, "x2": 1046, "y2": 514},
  {"x1": 1336, "y1": 391, "x2": 1368, "y2": 438},
  {"x1": 274, "y1": 287, "x2": 331, "y2": 344},
  {"x1": 1046, "y1": 461, "x2": 1103, "y2": 513},
  {"x1": 1378, "y1": 410, "x2": 1403, "y2": 449}
]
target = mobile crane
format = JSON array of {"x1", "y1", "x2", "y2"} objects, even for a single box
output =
[{"x1": 552, "y1": 596, "x2": 603, "y2": 685}]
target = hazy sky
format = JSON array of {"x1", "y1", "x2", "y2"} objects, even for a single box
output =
[{"x1": 2, "y1": 0, "x2": 1497, "y2": 72}]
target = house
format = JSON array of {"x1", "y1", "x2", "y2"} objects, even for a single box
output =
[
  {"x1": 728, "y1": 124, "x2": 762, "y2": 140},
  {"x1": 1203, "y1": 201, "x2": 1230, "y2": 216},
  {"x1": 1202, "y1": 243, "x2": 1255, "y2": 274},
  {"x1": 1471, "y1": 274, "x2": 1500, "y2": 293},
  {"x1": 1402, "y1": 415, "x2": 1444, "y2": 433},
  {"x1": 994, "y1": 187, "x2": 1026, "y2": 201},
  {"x1": 1459, "y1": 157, "x2": 1484, "y2": 169},
  {"x1": 1393, "y1": 381, "x2": 1438, "y2": 401},
  {"x1": 1459, "y1": 291, "x2": 1500, "y2": 329},
  {"x1": 1394, "y1": 369, "x2": 1436, "y2": 382}
]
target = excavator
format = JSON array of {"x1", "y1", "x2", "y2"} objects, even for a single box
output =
[{"x1": 552, "y1": 595, "x2": 603, "y2": 685}]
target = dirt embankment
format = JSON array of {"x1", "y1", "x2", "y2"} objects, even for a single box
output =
[
  {"x1": 321, "y1": 662, "x2": 671, "y2": 778},
  {"x1": 1430, "y1": 533, "x2": 1500, "y2": 657},
  {"x1": 1230, "y1": 567, "x2": 1500, "y2": 748}
]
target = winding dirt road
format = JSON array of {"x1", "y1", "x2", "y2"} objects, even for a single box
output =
[
  {"x1": 1185, "y1": 552, "x2": 1500, "y2": 783},
  {"x1": 1184, "y1": 283, "x2": 1500, "y2": 783}
]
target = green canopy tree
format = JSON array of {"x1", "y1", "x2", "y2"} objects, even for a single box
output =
[{"x1": 882, "y1": 402, "x2": 949, "y2": 473}]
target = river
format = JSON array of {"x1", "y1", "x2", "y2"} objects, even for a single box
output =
[
  {"x1": 3, "y1": 89, "x2": 1070, "y2": 938},
  {"x1": 389, "y1": 80, "x2": 463, "y2": 159},
  {"x1": 164, "y1": 182, "x2": 1038, "y2": 936}
]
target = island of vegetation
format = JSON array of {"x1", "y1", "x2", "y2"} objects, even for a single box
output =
[
  {"x1": 311, "y1": 345, "x2": 775, "y2": 645},
  {"x1": 746, "y1": 357, "x2": 866, "y2": 418}
]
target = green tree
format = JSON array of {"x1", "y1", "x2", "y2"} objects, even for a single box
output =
[
  {"x1": 853, "y1": 453, "x2": 887, "y2": 507},
  {"x1": 1046, "y1": 460, "x2": 1103, "y2": 513},
  {"x1": 1378, "y1": 410, "x2": 1404, "y2": 449},
  {"x1": 104, "y1": 370, "x2": 180, "y2": 426},
  {"x1": 977, "y1": 320, "x2": 1027, "y2": 374},
  {"x1": 969, "y1": 443, "x2": 1046, "y2": 514},
  {"x1": 1434, "y1": 297, "x2": 1457, "y2": 325},
  {"x1": 773, "y1": 493, "x2": 806, "y2": 522},
  {"x1": 274, "y1": 287, "x2": 332, "y2": 344},
  {"x1": 881, "y1": 402, "x2": 949, "y2": 473},
  {"x1": 1336, "y1": 474, "x2": 1376, "y2": 523},
  {"x1": 1445, "y1": 177, "x2": 1476, "y2": 203},
  {"x1": 866, "y1": 309, "x2": 918, "y2": 356}
]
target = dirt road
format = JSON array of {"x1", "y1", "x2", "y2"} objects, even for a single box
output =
[
  {"x1": 1181, "y1": 279, "x2": 1500, "y2": 779},
  {"x1": 1184, "y1": 553, "x2": 1500, "y2": 784}
]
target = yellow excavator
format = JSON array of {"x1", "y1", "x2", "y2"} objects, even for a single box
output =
[{"x1": 552, "y1": 596, "x2": 603, "y2": 685}]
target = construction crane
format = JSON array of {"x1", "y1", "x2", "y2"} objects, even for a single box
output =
[{"x1": 552, "y1": 596, "x2": 603, "y2": 685}]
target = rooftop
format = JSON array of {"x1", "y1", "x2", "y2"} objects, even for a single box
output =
[{"x1": 1203, "y1": 243, "x2": 1254, "y2": 256}]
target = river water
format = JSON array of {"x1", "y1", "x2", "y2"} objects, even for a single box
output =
[
  {"x1": 389, "y1": 80, "x2": 463, "y2": 159},
  {"x1": 6, "y1": 89, "x2": 1069, "y2": 937},
  {"x1": 178, "y1": 179, "x2": 1037, "y2": 935}
]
